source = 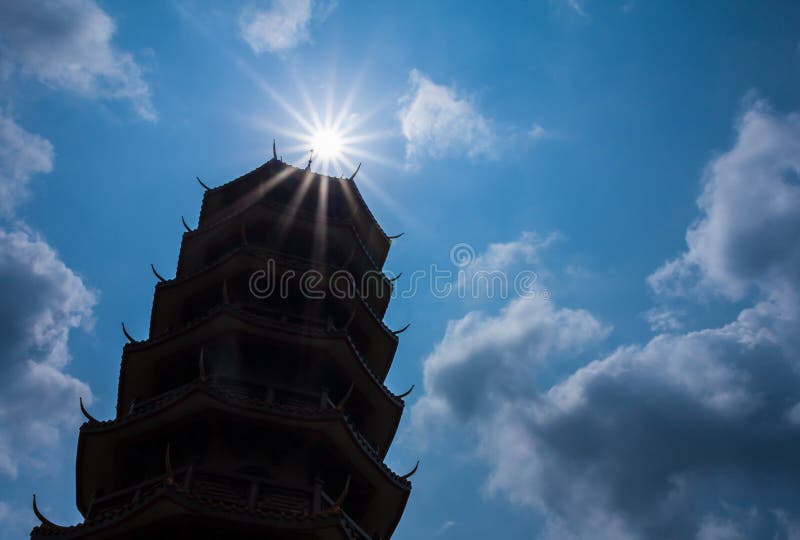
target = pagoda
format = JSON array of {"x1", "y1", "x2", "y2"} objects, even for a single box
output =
[{"x1": 31, "y1": 146, "x2": 416, "y2": 540}]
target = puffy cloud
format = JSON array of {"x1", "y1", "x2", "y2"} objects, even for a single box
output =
[
  {"x1": 412, "y1": 293, "x2": 610, "y2": 433},
  {"x1": 0, "y1": 228, "x2": 96, "y2": 477},
  {"x1": 0, "y1": 114, "x2": 54, "y2": 217},
  {"x1": 240, "y1": 0, "x2": 334, "y2": 54},
  {"x1": 649, "y1": 101, "x2": 800, "y2": 302},
  {"x1": 528, "y1": 300, "x2": 800, "y2": 538},
  {"x1": 452, "y1": 231, "x2": 560, "y2": 300},
  {"x1": 413, "y1": 101, "x2": 800, "y2": 538},
  {"x1": 416, "y1": 276, "x2": 800, "y2": 540},
  {"x1": 398, "y1": 69, "x2": 496, "y2": 164},
  {"x1": 0, "y1": 0, "x2": 156, "y2": 121}
]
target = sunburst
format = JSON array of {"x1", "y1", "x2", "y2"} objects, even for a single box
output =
[{"x1": 241, "y1": 66, "x2": 423, "y2": 240}]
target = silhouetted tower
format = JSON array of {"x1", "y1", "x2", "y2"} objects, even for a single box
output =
[{"x1": 31, "y1": 150, "x2": 416, "y2": 539}]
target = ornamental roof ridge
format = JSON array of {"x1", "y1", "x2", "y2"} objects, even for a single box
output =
[
  {"x1": 156, "y1": 245, "x2": 393, "y2": 335},
  {"x1": 81, "y1": 384, "x2": 411, "y2": 490}
]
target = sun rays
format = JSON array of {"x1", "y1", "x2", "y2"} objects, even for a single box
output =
[
  {"x1": 250, "y1": 70, "x2": 402, "y2": 178},
  {"x1": 232, "y1": 63, "x2": 427, "y2": 247}
]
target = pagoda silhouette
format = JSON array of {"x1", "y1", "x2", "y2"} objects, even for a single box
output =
[{"x1": 31, "y1": 145, "x2": 416, "y2": 539}]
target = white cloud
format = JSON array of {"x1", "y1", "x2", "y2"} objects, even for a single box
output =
[
  {"x1": 0, "y1": 113, "x2": 54, "y2": 217},
  {"x1": 435, "y1": 520, "x2": 455, "y2": 536},
  {"x1": 0, "y1": 0, "x2": 156, "y2": 121},
  {"x1": 398, "y1": 69, "x2": 496, "y2": 164},
  {"x1": 556, "y1": 0, "x2": 588, "y2": 17},
  {"x1": 454, "y1": 231, "x2": 559, "y2": 299},
  {"x1": 0, "y1": 227, "x2": 96, "y2": 477},
  {"x1": 649, "y1": 101, "x2": 800, "y2": 303},
  {"x1": 529, "y1": 123, "x2": 551, "y2": 140},
  {"x1": 412, "y1": 101, "x2": 800, "y2": 538},
  {"x1": 416, "y1": 274, "x2": 800, "y2": 539},
  {"x1": 240, "y1": 0, "x2": 326, "y2": 54},
  {"x1": 697, "y1": 516, "x2": 747, "y2": 540},
  {"x1": 470, "y1": 231, "x2": 560, "y2": 273},
  {"x1": 787, "y1": 401, "x2": 800, "y2": 425},
  {"x1": 644, "y1": 306, "x2": 684, "y2": 333},
  {"x1": 411, "y1": 291, "x2": 610, "y2": 433}
]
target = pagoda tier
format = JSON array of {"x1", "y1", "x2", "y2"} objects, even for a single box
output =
[
  {"x1": 117, "y1": 308, "x2": 404, "y2": 452},
  {"x1": 195, "y1": 161, "x2": 391, "y2": 267},
  {"x1": 33, "y1": 474, "x2": 376, "y2": 540},
  {"x1": 176, "y1": 198, "x2": 393, "y2": 313},
  {"x1": 150, "y1": 247, "x2": 398, "y2": 366},
  {"x1": 31, "y1": 158, "x2": 414, "y2": 539},
  {"x1": 76, "y1": 384, "x2": 410, "y2": 536}
]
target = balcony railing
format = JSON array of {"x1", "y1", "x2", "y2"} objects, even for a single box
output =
[{"x1": 87, "y1": 467, "x2": 371, "y2": 540}]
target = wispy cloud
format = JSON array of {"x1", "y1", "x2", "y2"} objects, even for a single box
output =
[
  {"x1": 0, "y1": 0, "x2": 156, "y2": 121},
  {"x1": 529, "y1": 123, "x2": 552, "y2": 140},
  {"x1": 469, "y1": 231, "x2": 560, "y2": 274},
  {"x1": 560, "y1": 0, "x2": 588, "y2": 17},
  {"x1": 240, "y1": 0, "x2": 335, "y2": 54},
  {"x1": 398, "y1": 69, "x2": 496, "y2": 166},
  {"x1": 643, "y1": 306, "x2": 684, "y2": 333},
  {"x1": 0, "y1": 113, "x2": 54, "y2": 217},
  {"x1": 436, "y1": 520, "x2": 456, "y2": 536}
]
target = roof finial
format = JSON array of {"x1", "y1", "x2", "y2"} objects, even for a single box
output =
[
  {"x1": 196, "y1": 176, "x2": 211, "y2": 190},
  {"x1": 401, "y1": 460, "x2": 420, "y2": 480},
  {"x1": 151, "y1": 264, "x2": 167, "y2": 283},
  {"x1": 181, "y1": 216, "x2": 194, "y2": 233},
  {"x1": 80, "y1": 397, "x2": 99, "y2": 424},
  {"x1": 198, "y1": 347, "x2": 206, "y2": 383},
  {"x1": 306, "y1": 149, "x2": 314, "y2": 170},
  {"x1": 273, "y1": 139, "x2": 278, "y2": 160},
  {"x1": 33, "y1": 495, "x2": 65, "y2": 530},
  {"x1": 349, "y1": 163, "x2": 361, "y2": 181},
  {"x1": 122, "y1": 322, "x2": 138, "y2": 344},
  {"x1": 397, "y1": 384, "x2": 415, "y2": 399},
  {"x1": 392, "y1": 323, "x2": 411, "y2": 335},
  {"x1": 329, "y1": 475, "x2": 350, "y2": 513},
  {"x1": 164, "y1": 444, "x2": 175, "y2": 486},
  {"x1": 336, "y1": 383, "x2": 354, "y2": 411}
]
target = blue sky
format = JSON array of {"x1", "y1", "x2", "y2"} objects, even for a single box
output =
[{"x1": 1, "y1": 0, "x2": 800, "y2": 538}]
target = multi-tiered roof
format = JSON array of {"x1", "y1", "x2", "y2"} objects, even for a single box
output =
[{"x1": 31, "y1": 150, "x2": 416, "y2": 540}]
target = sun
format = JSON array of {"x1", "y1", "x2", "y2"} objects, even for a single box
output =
[
  {"x1": 249, "y1": 73, "x2": 400, "y2": 178},
  {"x1": 310, "y1": 128, "x2": 343, "y2": 160}
]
